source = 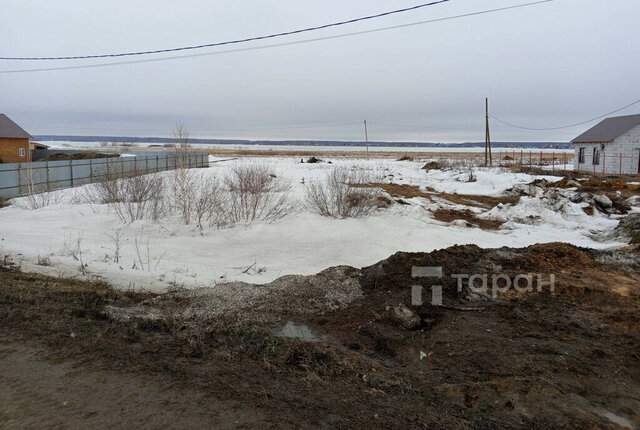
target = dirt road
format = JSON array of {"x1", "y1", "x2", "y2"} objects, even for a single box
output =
[{"x1": 0, "y1": 343, "x2": 264, "y2": 429}]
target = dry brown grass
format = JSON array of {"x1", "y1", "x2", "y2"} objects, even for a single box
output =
[
  {"x1": 205, "y1": 148, "x2": 490, "y2": 159},
  {"x1": 431, "y1": 208, "x2": 504, "y2": 230},
  {"x1": 427, "y1": 188, "x2": 520, "y2": 208},
  {"x1": 351, "y1": 183, "x2": 433, "y2": 200},
  {"x1": 353, "y1": 183, "x2": 519, "y2": 209}
]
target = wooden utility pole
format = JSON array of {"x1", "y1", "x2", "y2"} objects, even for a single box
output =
[
  {"x1": 485, "y1": 98, "x2": 492, "y2": 166},
  {"x1": 364, "y1": 119, "x2": 369, "y2": 156}
]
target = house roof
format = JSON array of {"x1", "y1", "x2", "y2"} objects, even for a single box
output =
[
  {"x1": 30, "y1": 142, "x2": 49, "y2": 149},
  {"x1": 572, "y1": 114, "x2": 640, "y2": 143},
  {"x1": 0, "y1": 114, "x2": 32, "y2": 139}
]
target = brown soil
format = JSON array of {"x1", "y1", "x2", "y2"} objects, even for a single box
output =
[
  {"x1": 432, "y1": 208, "x2": 504, "y2": 230},
  {"x1": 2, "y1": 243, "x2": 639, "y2": 429},
  {"x1": 353, "y1": 183, "x2": 519, "y2": 209},
  {"x1": 39, "y1": 152, "x2": 121, "y2": 162},
  {"x1": 426, "y1": 188, "x2": 520, "y2": 208},
  {"x1": 351, "y1": 183, "x2": 433, "y2": 200}
]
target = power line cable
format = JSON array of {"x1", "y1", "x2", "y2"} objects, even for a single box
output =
[
  {"x1": 1, "y1": 1, "x2": 452, "y2": 61},
  {"x1": 0, "y1": 0, "x2": 555, "y2": 74},
  {"x1": 490, "y1": 97, "x2": 640, "y2": 130}
]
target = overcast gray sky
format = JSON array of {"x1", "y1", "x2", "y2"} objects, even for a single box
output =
[{"x1": 1, "y1": 0, "x2": 639, "y2": 142}]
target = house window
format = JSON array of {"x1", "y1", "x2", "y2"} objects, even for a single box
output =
[
  {"x1": 592, "y1": 148, "x2": 600, "y2": 165},
  {"x1": 18, "y1": 148, "x2": 25, "y2": 157},
  {"x1": 578, "y1": 147, "x2": 585, "y2": 163}
]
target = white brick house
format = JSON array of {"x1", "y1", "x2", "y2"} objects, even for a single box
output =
[{"x1": 572, "y1": 114, "x2": 640, "y2": 176}]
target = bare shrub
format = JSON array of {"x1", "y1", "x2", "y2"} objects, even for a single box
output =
[
  {"x1": 93, "y1": 174, "x2": 166, "y2": 223},
  {"x1": 192, "y1": 176, "x2": 226, "y2": 230},
  {"x1": 172, "y1": 122, "x2": 192, "y2": 169},
  {"x1": 305, "y1": 168, "x2": 386, "y2": 218},
  {"x1": 170, "y1": 167, "x2": 197, "y2": 225},
  {"x1": 17, "y1": 164, "x2": 56, "y2": 210},
  {"x1": 88, "y1": 173, "x2": 124, "y2": 204},
  {"x1": 460, "y1": 167, "x2": 477, "y2": 183},
  {"x1": 18, "y1": 190, "x2": 56, "y2": 210},
  {"x1": 131, "y1": 235, "x2": 166, "y2": 272},
  {"x1": 168, "y1": 122, "x2": 200, "y2": 225},
  {"x1": 104, "y1": 229, "x2": 126, "y2": 263},
  {"x1": 222, "y1": 163, "x2": 294, "y2": 223},
  {"x1": 36, "y1": 255, "x2": 52, "y2": 266}
]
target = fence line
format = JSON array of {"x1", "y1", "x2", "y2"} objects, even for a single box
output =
[
  {"x1": 497, "y1": 150, "x2": 640, "y2": 181},
  {"x1": 0, "y1": 152, "x2": 209, "y2": 199}
]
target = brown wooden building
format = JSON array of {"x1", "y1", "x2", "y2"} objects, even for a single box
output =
[{"x1": 0, "y1": 114, "x2": 32, "y2": 163}]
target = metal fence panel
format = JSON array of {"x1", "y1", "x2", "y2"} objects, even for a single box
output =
[{"x1": 0, "y1": 152, "x2": 209, "y2": 199}]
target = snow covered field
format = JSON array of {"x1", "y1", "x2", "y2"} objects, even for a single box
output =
[{"x1": 0, "y1": 156, "x2": 626, "y2": 292}]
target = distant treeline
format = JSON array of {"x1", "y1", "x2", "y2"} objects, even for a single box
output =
[{"x1": 33, "y1": 135, "x2": 572, "y2": 149}]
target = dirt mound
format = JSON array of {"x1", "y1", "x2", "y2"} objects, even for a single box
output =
[
  {"x1": 39, "y1": 152, "x2": 121, "y2": 161},
  {"x1": 106, "y1": 266, "x2": 362, "y2": 330},
  {"x1": 421, "y1": 161, "x2": 441, "y2": 170},
  {"x1": 304, "y1": 156, "x2": 323, "y2": 164},
  {"x1": 503, "y1": 242, "x2": 596, "y2": 272}
]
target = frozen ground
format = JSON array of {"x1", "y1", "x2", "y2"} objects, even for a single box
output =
[{"x1": 0, "y1": 156, "x2": 627, "y2": 292}]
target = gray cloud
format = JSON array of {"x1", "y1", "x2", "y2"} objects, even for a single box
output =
[{"x1": 1, "y1": 0, "x2": 639, "y2": 142}]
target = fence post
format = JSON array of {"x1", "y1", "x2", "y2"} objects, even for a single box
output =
[
  {"x1": 156, "y1": 155, "x2": 160, "y2": 172},
  {"x1": 46, "y1": 161, "x2": 50, "y2": 191},
  {"x1": 121, "y1": 158, "x2": 125, "y2": 177},
  {"x1": 619, "y1": 153, "x2": 623, "y2": 180},
  {"x1": 17, "y1": 163, "x2": 22, "y2": 194},
  {"x1": 602, "y1": 153, "x2": 606, "y2": 177},
  {"x1": 552, "y1": 152, "x2": 555, "y2": 173},
  {"x1": 69, "y1": 160, "x2": 74, "y2": 187}
]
